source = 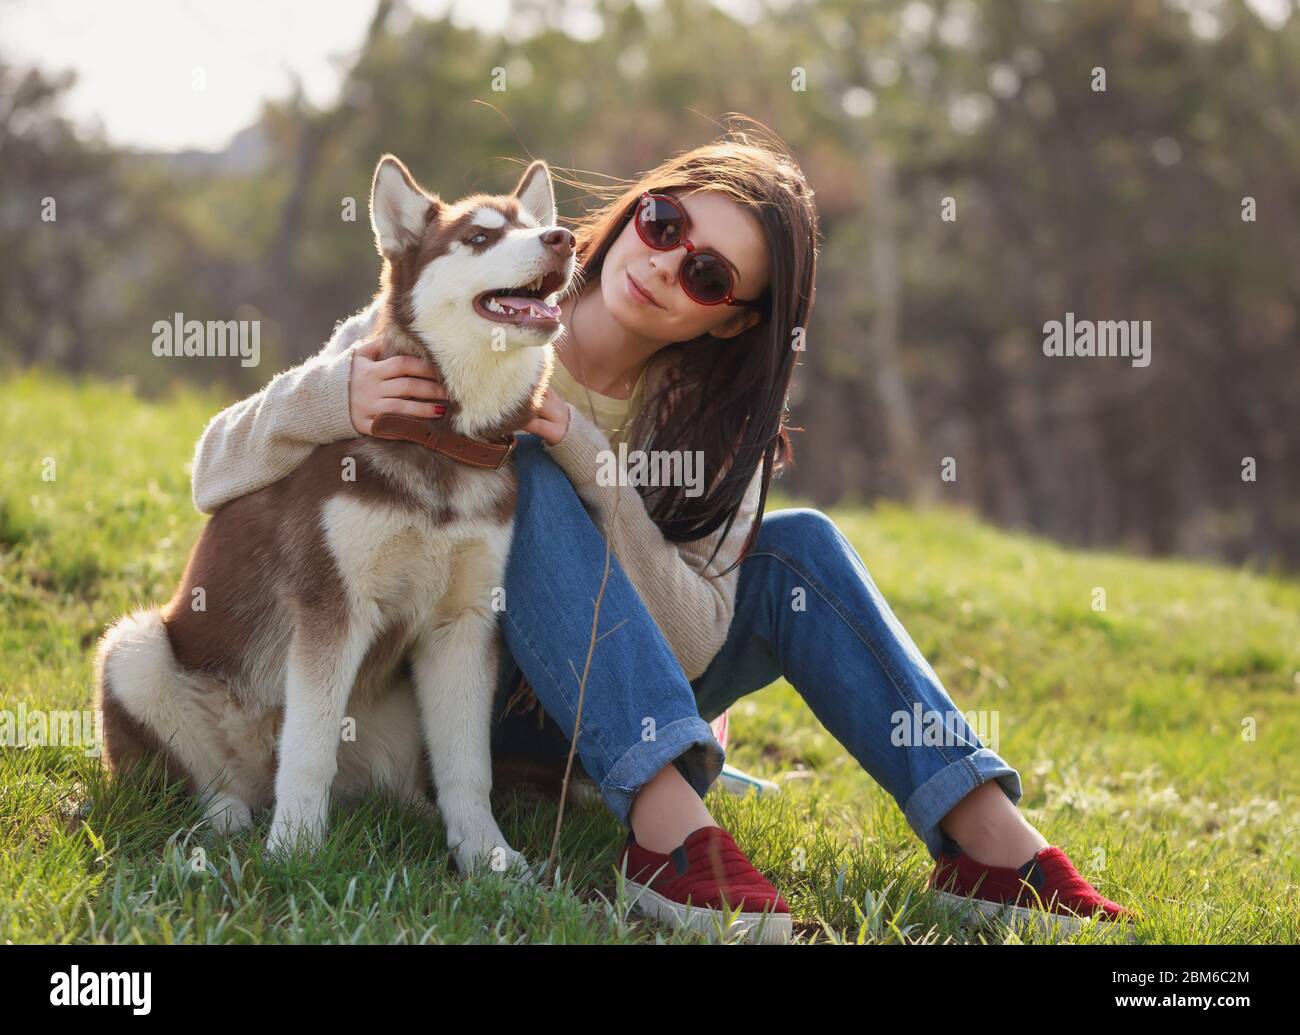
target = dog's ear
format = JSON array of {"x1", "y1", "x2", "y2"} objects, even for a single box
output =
[
  {"x1": 513, "y1": 161, "x2": 556, "y2": 228},
  {"x1": 370, "y1": 155, "x2": 439, "y2": 259}
]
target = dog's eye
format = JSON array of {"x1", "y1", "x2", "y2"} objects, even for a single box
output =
[{"x1": 465, "y1": 232, "x2": 488, "y2": 245}]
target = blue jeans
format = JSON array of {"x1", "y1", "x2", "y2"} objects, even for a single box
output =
[{"x1": 490, "y1": 435, "x2": 1023, "y2": 860}]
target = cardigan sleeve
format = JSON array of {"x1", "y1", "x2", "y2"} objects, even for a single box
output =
[
  {"x1": 190, "y1": 301, "x2": 380, "y2": 514},
  {"x1": 542, "y1": 403, "x2": 763, "y2": 682}
]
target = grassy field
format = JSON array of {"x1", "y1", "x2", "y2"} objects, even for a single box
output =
[{"x1": 2, "y1": 370, "x2": 1297, "y2": 944}]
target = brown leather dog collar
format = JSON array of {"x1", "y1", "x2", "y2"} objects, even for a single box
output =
[{"x1": 369, "y1": 411, "x2": 517, "y2": 470}]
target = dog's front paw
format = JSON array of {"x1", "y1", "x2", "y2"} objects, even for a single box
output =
[
  {"x1": 204, "y1": 792, "x2": 253, "y2": 835},
  {"x1": 449, "y1": 827, "x2": 527, "y2": 878},
  {"x1": 265, "y1": 809, "x2": 326, "y2": 857}
]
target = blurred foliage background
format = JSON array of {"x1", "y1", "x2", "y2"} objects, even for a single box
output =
[{"x1": 2, "y1": 0, "x2": 1297, "y2": 570}]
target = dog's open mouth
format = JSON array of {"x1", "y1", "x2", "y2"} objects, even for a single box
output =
[{"x1": 473, "y1": 269, "x2": 568, "y2": 328}]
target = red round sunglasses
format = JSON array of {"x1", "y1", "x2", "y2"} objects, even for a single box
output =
[{"x1": 632, "y1": 191, "x2": 763, "y2": 309}]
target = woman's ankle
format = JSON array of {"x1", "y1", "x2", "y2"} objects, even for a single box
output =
[
  {"x1": 628, "y1": 761, "x2": 718, "y2": 853},
  {"x1": 942, "y1": 816, "x2": 1049, "y2": 868},
  {"x1": 939, "y1": 781, "x2": 1049, "y2": 868},
  {"x1": 957, "y1": 830, "x2": 1049, "y2": 869}
]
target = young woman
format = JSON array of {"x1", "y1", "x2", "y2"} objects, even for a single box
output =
[{"x1": 190, "y1": 128, "x2": 1134, "y2": 943}]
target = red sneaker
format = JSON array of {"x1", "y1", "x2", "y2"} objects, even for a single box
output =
[
  {"x1": 618, "y1": 825, "x2": 791, "y2": 944},
  {"x1": 929, "y1": 841, "x2": 1137, "y2": 938}
]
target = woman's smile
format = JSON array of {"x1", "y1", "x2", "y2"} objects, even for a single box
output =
[{"x1": 626, "y1": 269, "x2": 664, "y2": 308}]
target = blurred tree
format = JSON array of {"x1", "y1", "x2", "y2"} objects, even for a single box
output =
[{"x1": 2, "y1": 0, "x2": 1296, "y2": 569}]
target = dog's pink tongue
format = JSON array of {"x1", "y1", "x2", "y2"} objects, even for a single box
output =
[{"x1": 496, "y1": 296, "x2": 560, "y2": 319}]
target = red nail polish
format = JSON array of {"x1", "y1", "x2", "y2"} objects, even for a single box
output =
[{"x1": 433, "y1": 405, "x2": 446, "y2": 417}]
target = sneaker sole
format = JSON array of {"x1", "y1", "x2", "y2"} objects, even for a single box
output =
[
  {"x1": 932, "y1": 889, "x2": 1136, "y2": 941},
  {"x1": 626, "y1": 880, "x2": 792, "y2": 944}
]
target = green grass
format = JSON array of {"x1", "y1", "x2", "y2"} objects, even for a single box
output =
[{"x1": 2, "y1": 369, "x2": 1297, "y2": 944}]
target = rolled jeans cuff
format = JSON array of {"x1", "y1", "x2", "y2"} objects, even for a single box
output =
[
  {"x1": 903, "y1": 747, "x2": 1023, "y2": 860},
  {"x1": 599, "y1": 716, "x2": 726, "y2": 828}
]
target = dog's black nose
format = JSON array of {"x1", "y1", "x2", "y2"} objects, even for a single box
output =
[{"x1": 541, "y1": 228, "x2": 575, "y2": 258}]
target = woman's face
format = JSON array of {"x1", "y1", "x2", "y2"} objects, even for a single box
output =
[{"x1": 599, "y1": 189, "x2": 770, "y2": 343}]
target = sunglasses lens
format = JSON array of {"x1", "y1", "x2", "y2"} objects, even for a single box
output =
[
  {"x1": 682, "y1": 252, "x2": 731, "y2": 304},
  {"x1": 638, "y1": 195, "x2": 685, "y2": 248}
]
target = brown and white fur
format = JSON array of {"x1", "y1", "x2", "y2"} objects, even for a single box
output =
[{"x1": 93, "y1": 155, "x2": 576, "y2": 873}]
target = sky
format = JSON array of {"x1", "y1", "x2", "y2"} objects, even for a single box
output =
[
  {"x1": 2, "y1": 0, "x2": 779, "y2": 153},
  {"x1": 0, "y1": 0, "x2": 519, "y2": 152}
]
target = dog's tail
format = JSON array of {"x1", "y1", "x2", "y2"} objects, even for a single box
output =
[{"x1": 93, "y1": 609, "x2": 194, "y2": 790}]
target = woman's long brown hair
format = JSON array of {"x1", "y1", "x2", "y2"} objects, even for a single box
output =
[{"x1": 552, "y1": 118, "x2": 820, "y2": 577}]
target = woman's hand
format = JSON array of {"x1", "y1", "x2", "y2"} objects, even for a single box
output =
[
  {"x1": 349, "y1": 335, "x2": 446, "y2": 435},
  {"x1": 522, "y1": 386, "x2": 571, "y2": 446}
]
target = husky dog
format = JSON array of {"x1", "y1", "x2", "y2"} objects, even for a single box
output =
[{"x1": 94, "y1": 154, "x2": 576, "y2": 872}]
